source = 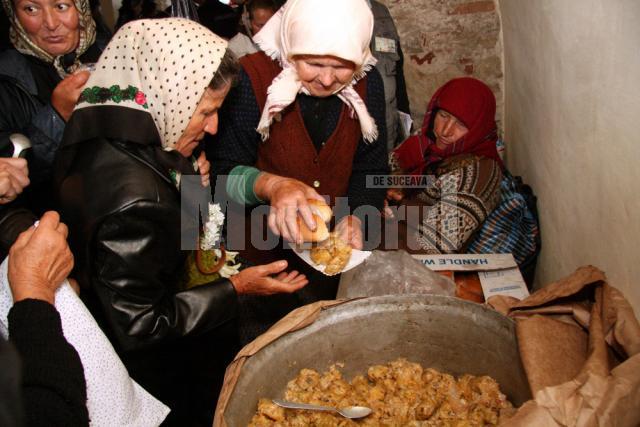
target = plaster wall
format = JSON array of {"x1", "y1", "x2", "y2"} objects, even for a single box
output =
[
  {"x1": 499, "y1": 0, "x2": 640, "y2": 314},
  {"x1": 380, "y1": 0, "x2": 504, "y2": 134}
]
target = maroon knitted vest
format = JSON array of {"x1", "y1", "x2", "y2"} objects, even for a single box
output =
[{"x1": 240, "y1": 52, "x2": 367, "y2": 203}]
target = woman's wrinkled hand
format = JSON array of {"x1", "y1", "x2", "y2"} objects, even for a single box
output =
[
  {"x1": 8, "y1": 211, "x2": 74, "y2": 305},
  {"x1": 335, "y1": 215, "x2": 363, "y2": 250},
  {"x1": 0, "y1": 158, "x2": 29, "y2": 204},
  {"x1": 255, "y1": 172, "x2": 325, "y2": 244},
  {"x1": 196, "y1": 151, "x2": 210, "y2": 187},
  {"x1": 51, "y1": 70, "x2": 91, "y2": 121},
  {"x1": 383, "y1": 188, "x2": 404, "y2": 218},
  {"x1": 229, "y1": 260, "x2": 308, "y2": 295}
]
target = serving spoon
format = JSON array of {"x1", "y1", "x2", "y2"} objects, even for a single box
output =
[
  {"x1": 9, "y1": 133, "x2": 32, "y2": 158},
  {"x1": 272, "y1": 399, "x2": 372, "y2": 419}
]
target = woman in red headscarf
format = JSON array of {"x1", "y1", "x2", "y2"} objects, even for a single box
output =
[{"x1": 383, "y1": 77, "x2": 504, "y2": 254}]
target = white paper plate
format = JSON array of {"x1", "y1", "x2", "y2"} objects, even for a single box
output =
[{"x1": 288, "y1": 243, "x2": 372, "y2": 276}]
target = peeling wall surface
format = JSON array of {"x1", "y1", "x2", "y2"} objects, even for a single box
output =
[
  {"x1": 379, "y1": 0, "x2": 503, "y2": 133},
  {"x1": 500, "y1": 0, "x2": 640, "y2": 315}
]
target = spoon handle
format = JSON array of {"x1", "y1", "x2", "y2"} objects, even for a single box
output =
[{"x1": 272, "y1": 399, "x2": 335, "y2": 413}]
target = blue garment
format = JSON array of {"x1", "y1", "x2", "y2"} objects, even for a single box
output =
[
  {"x1": 0, "y1": 50, "x2": 66, "y2": 183},
  {"x1": 467, "y1": 171, "x2": 540, "y2": 275}
]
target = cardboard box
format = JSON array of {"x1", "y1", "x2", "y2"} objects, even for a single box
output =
[{"x1": 411, "y1": 253, "x2": 530, "y2": 301}]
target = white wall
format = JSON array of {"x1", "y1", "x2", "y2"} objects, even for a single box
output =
[{"x1": 499, "y1": 0, "x2": 640, "y2": 314}]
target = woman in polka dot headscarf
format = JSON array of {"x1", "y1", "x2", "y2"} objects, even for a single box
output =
[{"x1": 54, "y1": 18, "x2": 309, "y2": 424}]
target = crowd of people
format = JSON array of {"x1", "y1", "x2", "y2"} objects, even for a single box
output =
[{"x1": 0, "y1": 0, "x2": 539, "y2": 425}]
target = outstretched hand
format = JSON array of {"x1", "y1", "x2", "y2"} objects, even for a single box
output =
[{"x1": 229, "y1": 260, "x2": 308, "y2": 295}]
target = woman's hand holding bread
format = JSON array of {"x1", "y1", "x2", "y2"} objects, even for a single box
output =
[{"x1": 254, "y1": 172, "x2": 326, "y2": 244}]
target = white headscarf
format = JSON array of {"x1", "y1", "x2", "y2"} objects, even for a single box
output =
[
  {"x1": 253, "y1": 0, "x2": 378, "y2": 143},
  {"x1": 75, "y1": 18, "x2": 228, "y2": 149}
]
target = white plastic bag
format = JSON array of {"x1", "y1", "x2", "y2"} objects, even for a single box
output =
[{"x1": 337, "y1": 250, "x2": 455, "y2": 299}]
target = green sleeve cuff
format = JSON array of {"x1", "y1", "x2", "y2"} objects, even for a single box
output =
[{"x1": 226, "y1": 165, "x2": 265, "y2": 206}]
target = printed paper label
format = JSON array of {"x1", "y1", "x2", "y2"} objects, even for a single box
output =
[{"x1": 375, "y1": 36, "x2": 397, "y2": 53}]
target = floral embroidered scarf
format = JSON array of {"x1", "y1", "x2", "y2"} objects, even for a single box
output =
[{"x1": 75, "y1": 18, "x2": 228, "y2": 149}]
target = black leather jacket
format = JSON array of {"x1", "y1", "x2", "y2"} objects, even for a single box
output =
[
  {"x1": 56, "y1": 105, "x2": 239, "y2": 423},
  {"x1": 56, "y1": 136, "x2": 238, "y2": 352},
  {"x1": 0, "y1": 49, "x2": 66, "y2": 182},
  {"x1": 0, "y1": 43, "x2": 106, "y2": 166},
  {"x1": 0, "y1": 45, "x2": 104, "y2": 257},
  {"x1": 0, "y1": 50, "x2": 64, "y2": 257}
]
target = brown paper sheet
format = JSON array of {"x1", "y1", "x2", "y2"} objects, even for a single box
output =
[
  {"x1": 516, "y1": 316, "x2": 589, "y2": 392},
  {"x1": 490, "y1": 265, "x2": 640, "y2": 426}
]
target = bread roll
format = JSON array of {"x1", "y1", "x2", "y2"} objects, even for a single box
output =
[
  {"x1": 295, "y1": 199, "x2": 332, "y2": 242},
  {"x1": 297, "y1": 214, "x2": 330, "y2": 242},
  {"x1": 307, "y1": 199, "x2": 332, "y2": 223}
]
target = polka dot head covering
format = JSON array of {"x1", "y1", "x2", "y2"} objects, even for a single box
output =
[
  {"x1": 76, "y1": 18, "x2": 228, "y2": 149},
  {"x1": 1, "y1": 0, "x2": 96, "y2": 78}
]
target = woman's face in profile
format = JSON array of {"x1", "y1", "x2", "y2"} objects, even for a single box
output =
[
  {"x1": 175, "y1": 84, "x2": 232, "y2": 158},
  {"x1": 433, "y1": 109, "x2": 468, "y2": 150},
  {"x1": 292, "y1": 55, "x2": 356, "y2": 98},
  {"x1": 14, "y1": 0, "x2": 80, "y2": 57}
]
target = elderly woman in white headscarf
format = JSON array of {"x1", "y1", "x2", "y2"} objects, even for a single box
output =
[
  {"x1": 210, "y1": 0, "x2": 389, "y2": 344},
  {"x1": 54, "y1": 18, "x2": 308, "y2": 425}
]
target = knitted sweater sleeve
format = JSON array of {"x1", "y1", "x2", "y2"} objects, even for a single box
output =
[
  {"x1": 405, "y1": 157, "x2": 503, "y2": 253},
  {"x1": 8, "y1": 299, "x2": 89, "y2": 427}
]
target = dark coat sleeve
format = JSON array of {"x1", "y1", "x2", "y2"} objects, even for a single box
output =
[
  {"x1": 346, "y1": 68, "x2": 390, "y2": 224},
  {"x1": 0, "y1": 206, "x2": 37, "y2": 260},
  {"x1": 91, "y1": 200, "x2": 238, "y2": 352},
  {"x1": 9, "y1": 299, "x2": 89, "y2": 427},
  {"x1": 0, "y1": 76, "x2": 65, "y2": 184},
  {"x1": 208, "y1": 68, "x2": 261, "y2": 178},
  {"x1": 0, "y1": 336, "x2": 23, "y2": 427},
  {"x1": 396, "y1": 45, "x2": 411, "y2": 115}
]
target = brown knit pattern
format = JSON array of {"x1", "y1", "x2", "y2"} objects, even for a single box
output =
[{"x1": 411, "y1": 155, "x2": 502, "y2": 253}]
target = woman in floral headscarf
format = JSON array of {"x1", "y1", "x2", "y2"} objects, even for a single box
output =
[
  {"x1": 0, "y1": 0, "x2": 104, "y2": 256},
  {"x1": 383, "y1": 77, "x2": 504, "y2": 254},
  {"x1": 55, "y1": 18, "x2": 308, "y2": 425},
  {"x1": 210, "y1": 0, "x2": 389, "y2": 344},
  {"x1": 0, "y1": 0, "x2": 102, "y2": 169}
]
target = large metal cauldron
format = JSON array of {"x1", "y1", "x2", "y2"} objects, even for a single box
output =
[{"x1": 223, "y1": 295, "x2": 531, "y2": 425}]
